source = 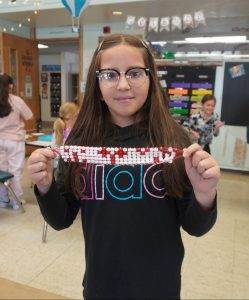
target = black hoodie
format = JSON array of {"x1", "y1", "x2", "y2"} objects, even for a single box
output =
[{"x1": 36, "y1": 122, "x2": 217, "y2": 300}]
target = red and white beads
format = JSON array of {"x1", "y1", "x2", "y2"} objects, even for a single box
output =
[{"x1": 52, "y1": 145, "x2": 183, "y2": 165}]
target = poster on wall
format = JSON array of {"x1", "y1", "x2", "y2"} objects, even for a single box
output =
[
  {"x1": 42, "y1": 82, "x2": 48, "y2": 99},
  {"x1": 25, "y1": 82, "x2": 33, "y2": 98},
  {"x1": 41, "y1": 72, "x2": 48, "y2": 82}
]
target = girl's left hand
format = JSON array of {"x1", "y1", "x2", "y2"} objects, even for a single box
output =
[{"x1": 183, "y1": 143, "x2": 220, "y2": 209}]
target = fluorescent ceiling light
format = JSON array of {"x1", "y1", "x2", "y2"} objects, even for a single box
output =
[
  {"x1": 185, "y1": 36, "x2": 247, "y2": 43},
  {"x1": 175, "y1": 51, "x2": 249, "y2": 59},
  {"x1": 151, "y1": 41, "x2": 167, "y2": 46},
  {"x1": 113, "y1": 11, "x2": 122, "y2": 15},
  {"x1": 38, "y1": 44, "x2": 48, "y2": 49}
]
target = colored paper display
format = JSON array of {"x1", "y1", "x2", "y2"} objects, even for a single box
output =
[
  {"x1": 169, "y1": 102, "x2": 188, "y2": 108},
  {"x1": 169, "y1": 108, "x2": 188, "y2": 115},
  {"x1": 192, "y1": 83, "x2": 212, "y2": 89},
  {"x1": 168, "y1": 89, "x2": 188, "y2": 95},
  {"x1": 171, "y1": 82, "x2": 191, "y2": 88},
  {"x1": 191, "y1": 95, "x2": 203, "y2": 101},
  {"x1": 192, "y1": 89, "x2": 212, "y2": 95}
]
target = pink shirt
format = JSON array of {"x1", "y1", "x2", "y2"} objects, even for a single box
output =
[{"x1": 0, "y1": 94, "x2": 33, "y2": 141}]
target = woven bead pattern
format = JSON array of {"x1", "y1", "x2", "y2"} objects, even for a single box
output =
[{"x1": 52, "y1": 145, "x2": 183, "y2": 165}]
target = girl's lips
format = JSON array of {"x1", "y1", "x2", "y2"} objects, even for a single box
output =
[{"x1": 114, "y1": 96, "x2": 134, "y2": 101}]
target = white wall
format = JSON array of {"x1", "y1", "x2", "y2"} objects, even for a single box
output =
[
  {"x1": 61, "y1": 51, "x2": 79, "y2": 103},
  {"x1": 212, "y1": 61, "x2": 249, "y2": 171}
]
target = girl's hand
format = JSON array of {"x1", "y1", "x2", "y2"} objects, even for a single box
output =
[
  {"x1": 190, "y1": 129, "x2": 200, "y2": 139},
  {"x1": 183, "y1": 143, "x2": 220, "y2": 209},
  {"x1": 214, "y1": 120, "x2": 225, "y2": 132},
  {"x1": 27, "y1": 148, "x2": 56, "y2": 195}
]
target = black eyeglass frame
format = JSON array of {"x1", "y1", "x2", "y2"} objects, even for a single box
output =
[{"x1": 96, "y1": 67, "x2": 150, "y2": 81}]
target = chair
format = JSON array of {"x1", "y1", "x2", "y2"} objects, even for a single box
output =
[
  {"x1": 42, "y1": 221, "x2": 48, "y2": 243},
  {"x1": 41, "y1": 166, "x2": 57, "y2": 243},
  {"x1": 0, "y1": 170, "x2": 25, "y2": 213}
]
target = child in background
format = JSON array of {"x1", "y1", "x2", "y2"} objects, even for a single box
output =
[
  {"x1": 183, "y1": 94, "x2": 225, "y2": 153},
  {"x1": 51, "y1": 102, "x2": 79, "y2": 168},
  {"x1": 0, "y1": 74, "x2": 33, "y2": 209},
  {"x1": 27, "y1": 34, "x2": 220, "y2": 300}
]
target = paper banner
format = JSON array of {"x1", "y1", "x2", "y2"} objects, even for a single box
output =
[
  {"x1": 171, "y1": 15, "x2": 182, "y2": 31},
  {"x1": 148, "y1": 17, "x2": 159, "y2": 32},
  {"x1": 160, "y1": 17, "x2": 170, "y2": 32},
  {"x1": 137, "y1": 17, "x2": 147, "y2": 31}
]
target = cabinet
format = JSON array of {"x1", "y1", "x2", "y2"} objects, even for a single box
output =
[
  {"x1": 157, "y1": 63, "x2": 217, "y2": 123},
  {"x1": 50, "y1": 72, "x2": 61, "y2": 117},
  {"x1": 71, "y1": 73, "x2": 79, "y2": 103}
]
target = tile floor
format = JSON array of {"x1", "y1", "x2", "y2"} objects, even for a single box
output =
[{"x1": 0, "y1": 162, "x2": 249, "y2": 299}]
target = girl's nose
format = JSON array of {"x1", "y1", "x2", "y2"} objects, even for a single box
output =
[{"x1": 116, "y1": 74, "x2": 131, "y2": 90}]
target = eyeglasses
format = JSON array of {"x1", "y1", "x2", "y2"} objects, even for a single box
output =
[{"x1": 96, "y1": 67, "x2": 150, "y2": 88}]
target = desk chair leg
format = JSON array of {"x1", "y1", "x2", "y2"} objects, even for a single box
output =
[
  {"x1": 4, "y1": 181, "x2": 25, "y2": 213},
  {"x1": 42, "y1": 221, "x2": 48, "y2": 243}
]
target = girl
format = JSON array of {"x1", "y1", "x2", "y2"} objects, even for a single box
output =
[
  {"x1": 183, "y1": 94, "x2": 225, "y2": 153},
  {"x1": 51, "y1": 102, "x2": 79, "y2": 168},
  {"x1": 27, "y1": 34, "x2": 220, "y2": 299},
  {"x1": 0, "y1": 74, "x2": 33, "y2": 209}
]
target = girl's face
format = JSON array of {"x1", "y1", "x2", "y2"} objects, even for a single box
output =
[
  {"x1": 99, "y1": 44, "x2": 150, "y2": 127},
  {"x1": 202, "y1": 99, "x2": 216, "y2": 116}
]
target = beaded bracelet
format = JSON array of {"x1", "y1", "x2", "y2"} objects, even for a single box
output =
[{"x1": 52, "y1": 145, "x2": 184, "y2": 165}]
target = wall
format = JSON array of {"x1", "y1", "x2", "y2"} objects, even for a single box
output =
[
  {"x1": 212, "y1": 61, "x2": 249, "y2": 171},
  {"x1": 61, "y1": 51, "x2": 79, "y2": 103}
]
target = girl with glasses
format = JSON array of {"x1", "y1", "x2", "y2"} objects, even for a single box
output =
[{"x1": 27, "y1": 33, "x2": 220, "y2": 300}]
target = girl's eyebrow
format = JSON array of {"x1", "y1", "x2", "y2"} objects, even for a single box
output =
[{"x1": 100, "y1": 66, "x2": 146, "y2": 71}]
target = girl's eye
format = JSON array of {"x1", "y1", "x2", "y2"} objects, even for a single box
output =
[{"x1": 101, "y1": 71, "x2": 119, "y2": 81}]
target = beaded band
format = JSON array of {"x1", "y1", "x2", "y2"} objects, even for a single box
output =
[{"x1": 52, "y1": 145, "x2": 183, "y2": 165}]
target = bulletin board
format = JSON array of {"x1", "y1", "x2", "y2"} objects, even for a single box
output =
[
  {"x1": 221, "y1": 62, "x2": 249, "y2": 126},
  {"x1": 157, "y1": 65, "x2": 216, "y2": 124}
]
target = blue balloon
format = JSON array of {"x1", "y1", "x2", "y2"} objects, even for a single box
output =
[{"x1": 61, "y1": 0, "x2": 89, "y2": 18}]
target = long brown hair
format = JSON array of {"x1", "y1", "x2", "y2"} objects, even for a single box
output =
[
  {"x1": 0, "y1": 74, "x2": 12, "y2": 118},
  {"x1": 66, "y1": 33, "x2": 192, "y2": 198}
]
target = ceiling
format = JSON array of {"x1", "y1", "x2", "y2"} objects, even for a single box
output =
[
  {"x1": 0, "y1": 0, "x2": 249, "y2": 56},
  {"x1": 1, "y1": 0, "x2": 249, "y2": 27}
]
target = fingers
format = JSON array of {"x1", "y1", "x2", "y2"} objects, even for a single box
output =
[
  {"x1": 27, "y1": 148, "x2": 55, "y2": 165},
  {"x1": 27, "y1": 148, "x2": 55, "y2": 190},
  {"x1": 183, "y1": 143, "x2": 220, "y2": 178},
  {"x1": 183, "y1": 143, "x2": 202, "y2": 158}
]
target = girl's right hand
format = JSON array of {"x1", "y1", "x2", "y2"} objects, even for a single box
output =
[
  {"x1": 190, "y1": 129, "x2": 200, "y2": 139},
  {"x1": 27, "y1": 148, "x2": 56, "y2": 195}
]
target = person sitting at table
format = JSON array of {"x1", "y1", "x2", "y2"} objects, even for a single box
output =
[
  {"x1": 0, "y1": 74, "x2": 33, "y2": 209},
  {"x1": 51, "y1": 102, "x2": 79, "y2": 168}
]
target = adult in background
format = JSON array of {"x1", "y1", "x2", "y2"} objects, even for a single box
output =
[
  {"x1": 183, "y1": 94, "x2": 225, "y2": 153},
  {"x1": 0, "y1": 74, "x2": 33, "y2": 209}
]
